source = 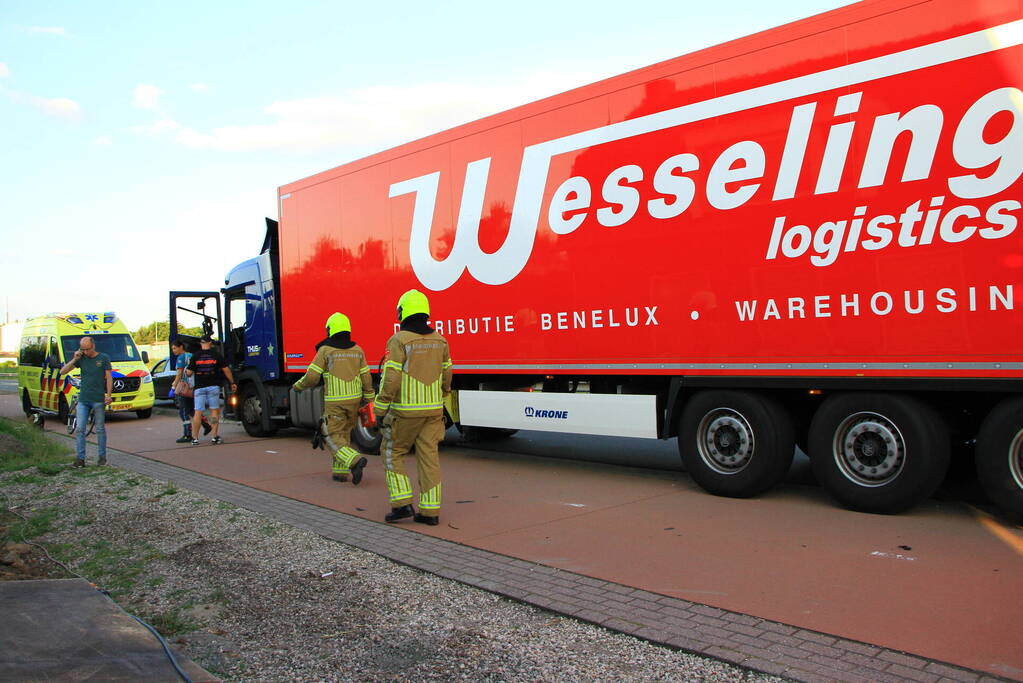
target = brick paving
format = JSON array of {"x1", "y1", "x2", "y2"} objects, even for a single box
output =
[{"x1": 92, "y1": 445, "x2": 1009, "y2": 683}]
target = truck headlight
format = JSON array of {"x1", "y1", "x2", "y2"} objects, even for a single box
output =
[
  {"x1": 142, "y1": 374, "x2": 152, "y2": 384},
  {"x1": 69, "y1": 376, "x2": 81, "y2": 388}
]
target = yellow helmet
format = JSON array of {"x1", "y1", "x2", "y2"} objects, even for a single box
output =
[
  {"x1": 397, "y1": 289, "x2": 430, "y2": 321},
  {"x1": 325, "y1": 312, "x2": 351, "y2": 336}
]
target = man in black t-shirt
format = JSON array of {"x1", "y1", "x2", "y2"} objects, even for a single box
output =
[{"x1": 186, "y1": 336, "x2": 237, "y2": 445}]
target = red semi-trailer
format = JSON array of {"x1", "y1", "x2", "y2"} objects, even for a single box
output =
[{"x1": 197, "y1": 0, "x2": 1023, "y2": 521}]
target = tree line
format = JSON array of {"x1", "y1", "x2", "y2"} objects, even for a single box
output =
[{"x1": 132, "y1": 321, "x2": 203, "y2": 345}]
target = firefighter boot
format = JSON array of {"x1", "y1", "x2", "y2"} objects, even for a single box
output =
[
  {"x1": 385, "y1": 505, "x2": 415, "y2": 523},
  {"x1": 414, "y1": 512, "x2": 439, "y2": 526},
  {"x1": 350, "y1": 457, "x2": 368, "y2": 486}
]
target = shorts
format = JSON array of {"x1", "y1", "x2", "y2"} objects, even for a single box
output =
[{"x1": 193, "y1": 385, "x2": 221, "y2": 411}]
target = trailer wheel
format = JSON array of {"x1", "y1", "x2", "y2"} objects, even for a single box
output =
[
  {"x1": 678, "y1": 390, "x2": 794, "y2": 497},
  {"x1": 976, "y1": 397, "x2": 1023, "y2": 525},
  {"x1": 808, "y1": 393, "x2": 948, "y2": 514},
  {"x1": 352, "y1": 421, "x2": 381, "y2": 455},
  {"x1": 240, "y1": 383, "x2": 277, "y2": 437}
]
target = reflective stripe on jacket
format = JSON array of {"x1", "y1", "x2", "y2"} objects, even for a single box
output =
[
  {"x1": 294, "y1": 343, "x2": 374, "y2": 402},
  {"x1": 375, "y1": 330, "x2": 452, "y2": 417}
]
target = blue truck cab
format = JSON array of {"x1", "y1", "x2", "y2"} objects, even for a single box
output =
[{"x1": 169, "y1": 219, "x2": 381, "y2": 451}]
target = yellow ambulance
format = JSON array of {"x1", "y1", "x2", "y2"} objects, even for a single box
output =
[{"x1": 18, "y1": 312, "x2": 155, "y2": 421}]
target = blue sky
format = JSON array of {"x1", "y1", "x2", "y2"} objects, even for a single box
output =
[{"x1": 0, "y1": 0, "x2": 851, "y2": 329}]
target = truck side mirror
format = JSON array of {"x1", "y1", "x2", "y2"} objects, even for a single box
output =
[
  {"x1": 47, "y1": 356, "x2": 62, "y2": 370},
  {"x1": 141, "y1": 350, "x2": 150, "y2": 363}
]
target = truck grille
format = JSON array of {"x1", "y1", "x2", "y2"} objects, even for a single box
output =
[{"x1": 111, "y1": 377, "x2": 141, "y2": 394}]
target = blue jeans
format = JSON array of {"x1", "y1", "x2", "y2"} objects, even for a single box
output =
[
  {"x1": 177, "y1": 394, "x2": 194, "y2": 422},
  {"x1": 75, "y1": 400, "x2": 106, "y2": 461}
]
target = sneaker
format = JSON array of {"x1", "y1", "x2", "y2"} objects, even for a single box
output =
[
  {"x1": 72, "y1": 459, "x2": 86, "y2": 468},
  {"x1": 202, "y1": 421, "x2": 212, "y2": 435},
  {"x1": 191, "y1": 439, "x2": 200, "y2": 445},
  {"x1": 211, "y1": 436, "x2": 223, "y2": 445},
  {"x1": 175, "y1": 435, "x2": 191, "y2": 444},
  {"x1": 350, "y1": 457, "x2": 368, "y2": 486},
  {"x1": 414, "y1": 513, "x2": 439, "y2": 526},
  {"x1": 332, "y1": 473, "x2": 349, "y2": 482},
  {"x1": 385, "y1": 505, "x2": 415, "y2": 523},
  {"x1": 97, "y1": 458, "x2": 107, "y2": 467}
]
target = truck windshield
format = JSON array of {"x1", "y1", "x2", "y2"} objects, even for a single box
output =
[{"x1": 60, "y1": 334, "x2": 141, "y2": 363}]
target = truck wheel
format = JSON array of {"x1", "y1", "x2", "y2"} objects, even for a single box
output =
[
  {"x1": 808, "y1": 393, "x2": 948, "y2": 514},
  {"x1": 352, "y1": 421, "x2": 382, "y2": 454},
  {"x1": 678, "y1": 390, "x2": 794, "y2": 497},
  {"x1": 240, "y1": 384, "x2": 277, "y2": 437},
  {"x1": 975, "y1": 397, "x2": 1023, "y2": 524},
  {"x1": 135, "y1": 408, "x2": 153, "y2": 419}
]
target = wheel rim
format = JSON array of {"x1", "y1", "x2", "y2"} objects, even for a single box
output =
[
  {"x1": 354, "y1": 421, "x2": 378, "y2": 444},
  {"x1": 1007, "y1": 429, "x2": 1023, "y2": 491},
  {"x1": 833, "y1": 411, "x2": 905, "y2": 487},
  {"x1": 242, "y1": 395, "x2": 262, "y2": 425},
  {"x1": 696, "y1": 408, "x2": 755, "y2": 475}
]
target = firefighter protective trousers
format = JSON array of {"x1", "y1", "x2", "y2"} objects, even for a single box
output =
[
  {"x1": 381, "y1": 414, "x2": 445, "y2": 514},
  {"x1": 322, "y1": 402, "x2": 363, "y2": 475}
]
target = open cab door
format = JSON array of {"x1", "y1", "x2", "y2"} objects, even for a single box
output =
[{"x1": 168, "y1": 291, "x2": 224, "y2": 367}]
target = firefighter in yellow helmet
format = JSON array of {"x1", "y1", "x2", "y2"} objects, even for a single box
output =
[
  {"x1": 293, "y1": 313, "x2": 375, "y2": 484},
  {"x1": 375, "y1": 289, "x2": 453, "y2": 525}
]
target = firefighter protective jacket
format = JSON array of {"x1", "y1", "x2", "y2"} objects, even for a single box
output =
[
  {"x1": 375, "y1": 330, "x2": 453, "y2": 417},
  {"x1": 294, "y1": 343, "x2": 374, "y2": 403}
]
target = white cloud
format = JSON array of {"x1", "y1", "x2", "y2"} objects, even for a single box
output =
[
  {"x1": 166, "y1": 70, "x2": 604, "y2": 153},
  {"x1": 132, "y1": 84, "x2": 163, "y2": 110},
  {"x1": 0, "y1": 63, "x2": 8, "y2": 78},
  {"x1": 132, "y1": 119, "x2": 180, "y2": 135},
  {"x1": 6, "y1": 90, "x2": 81, "y2": 121},
  {"x1": 95, "y1": 135, "x2": 112, "y2": 145},
  {"x1": 189, "y1": 83, "x2": 211, "y2": 93},
  {"x1": 26, "y1": 26, "x2": 69, "y2": 37},
  {"x1": 51, "y1": 248, "x2": 73, "y2": 257}
]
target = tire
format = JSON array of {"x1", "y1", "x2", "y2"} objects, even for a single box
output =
[
  {"x1": 66, "y1": 399, "x2": 77, "y2": 434},
  {"x1": 678, "y1": 390, "x2": 795, "y2": 498},
  {"x1": 67, "y1": 400, "x2": 96, "y2": 436},
  {"x1": 352, "y1": 420, "x2": 382, "y2": 454},
  {"x1": 240, "y1": 383, "x2": 277, "y2": 437},
  {"x1": 808, "y1": 393, "x2": 949, "y2": 514},
  {"x1": 135, "y1": 408, "x2": 153, "y2": 419},
  {"x1": 975, "y1": 397, "x2": 1023, "y2": 525}
]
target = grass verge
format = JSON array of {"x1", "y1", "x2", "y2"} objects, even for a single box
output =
[{"x1": 0, "y1": 417, "x2": 73, "y2": 473}]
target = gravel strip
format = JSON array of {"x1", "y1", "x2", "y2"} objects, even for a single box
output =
[{"x1": 2, "y1": 465, "x2": 789, "y2": 682}]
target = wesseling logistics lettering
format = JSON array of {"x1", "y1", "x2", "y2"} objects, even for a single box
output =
[{"x1": 393, "y1": 75, "x2": 1021, "y2": 290}]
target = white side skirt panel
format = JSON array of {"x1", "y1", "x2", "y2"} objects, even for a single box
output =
[{"x1": 457, "y1": 390, "x2": 658, "y2": 439}]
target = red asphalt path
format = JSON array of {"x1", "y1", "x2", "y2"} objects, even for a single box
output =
[{"x1": 4, "y1": 395, "x2": 1022, "y2": 680}]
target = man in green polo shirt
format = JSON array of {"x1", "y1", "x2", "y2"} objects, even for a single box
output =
[{"x1": 60, "y1": 336, "x2": 112, "y2": 467}]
